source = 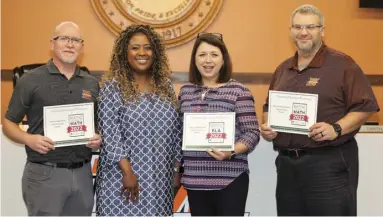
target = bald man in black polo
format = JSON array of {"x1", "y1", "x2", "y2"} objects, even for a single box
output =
[{"x1": 3, "y1": 21, "x2": 101, "y2": 216}]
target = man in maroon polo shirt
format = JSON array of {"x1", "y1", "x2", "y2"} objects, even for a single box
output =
[{"x1": 261, "y1": 4, "x2": 379, "y2": 216}]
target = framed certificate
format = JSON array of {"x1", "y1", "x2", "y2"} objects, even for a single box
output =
[
  {"x1": 268, "y1": 90, "x2": 318, "y2": 135},
  {"x1": 43, "y1": 102, "x2": 95, "y2": 147},
  {"x1": 182, "y1": 112, "x2": 235, "y2": 151}
]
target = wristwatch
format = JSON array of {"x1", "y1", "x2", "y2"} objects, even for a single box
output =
[
  {"x1": 332, "y1": 123, "x2": 342, "y2": 138},
  {"x1": 229, "y1": 151, "x2": 236, "y2": 160},
  {"x1": 173, "y1": 166, "x2": 184, "y2": 173}
]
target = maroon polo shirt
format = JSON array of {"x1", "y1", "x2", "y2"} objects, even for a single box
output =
[{"x1": 263, "y1": 43, "x2": 379, "y2": 149}]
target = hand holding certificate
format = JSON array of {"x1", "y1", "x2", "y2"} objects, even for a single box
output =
[
  {"x1": 268, "y1": 90, "x2": 318, "y2": 135},
  {"x1": 182, "y1": 112, "x2": 235, "y2": 151},
  {"x1": 43, "y1": 102, "x2": 95, "y2": 147}
]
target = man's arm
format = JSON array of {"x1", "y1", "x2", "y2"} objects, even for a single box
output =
[
  {"x1": 3, "y1": 118, "x2": 30, "y2": 145},
  {"x1": 2, "y1": 118, "x2": 55, "y2": 154},
  {"x1": 337, "y1": 60, "x2": 379, "y2": 136},
  {"x1": 309, "y1": 112, "x2": 374, "y2": 141},
  {"x1": 310, "y1": 61, "x2": 379, "y2": 141},
  {"x1": 309, "y1": 111, "x2": 374, "y2": 140},
  {"x1": 3, "y1": 72, "x2": 55, "y2": 153},
  {"x1": 337, "y1": 111, "x2": 374, "y2": 136}
]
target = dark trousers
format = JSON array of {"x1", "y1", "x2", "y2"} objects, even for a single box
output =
[
  {"x1": 22, "y1": 162, "x2": 94, "y2": 216},
  {"x1": 275, "y1": 139, "x2": 359, "y2": 216},
  {"x1": 187, "y1": 172, "x2": 249, "y2": 216}
]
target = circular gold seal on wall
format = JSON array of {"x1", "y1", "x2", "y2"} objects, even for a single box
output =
[{"x1": 91, "y1": 0, "x2": 223, "y2": 47}]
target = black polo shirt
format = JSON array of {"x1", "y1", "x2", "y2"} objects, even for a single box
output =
[{"x1": 5, "y1": 59, "x2": 99, "y2": 163}]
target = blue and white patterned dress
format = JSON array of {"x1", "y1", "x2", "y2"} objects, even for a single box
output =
[{"x1": 96, "y1": 80, "x2": 182, "y2": 216}]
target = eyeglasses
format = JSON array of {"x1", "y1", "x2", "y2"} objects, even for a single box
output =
[
  {"x1": 53, "y1": 36, "x2": 84, "y2": 45},
  {"x1": 291, "y1": 25, "x2": 323, "y2": 31},
  {"x1": 197, "y1": 32, "x2": 223, "y2": 41}
]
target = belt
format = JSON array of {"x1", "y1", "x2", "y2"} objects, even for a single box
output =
[
  {"x1": 278, "y1": 145, "x2": 340, "y2": 158},
  {"x1": 278, "y1": 149, "x2": 309, "y2": 158},
  {"x1": 30, "y1": 159, "x2": 89, "y2": 169},
  {"x1": 278, "y1": 139, "x2": 356, "y2": 159}
]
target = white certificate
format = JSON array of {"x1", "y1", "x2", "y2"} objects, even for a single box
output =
[
  {"x1": 182, "y1": 112, "x2": 235, "y2": 151},
  {"x1": 43, "y1": 102, "x2": 95, "y2": 147},
  {"x1": 268, "y1": 90, "x2": 318, "y2": 135}
]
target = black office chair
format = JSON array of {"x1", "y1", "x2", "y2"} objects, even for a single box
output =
[
  {"x1": 12, "y1": 64, "x2": 44, "y2": 88},
  {"x1": 12, "y1": 64, "x2": 90, "y2": 87}
]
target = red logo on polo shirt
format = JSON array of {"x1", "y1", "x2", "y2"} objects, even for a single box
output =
[{"x1": 82, "y1": 90, "x2": 92, "y2": 100}]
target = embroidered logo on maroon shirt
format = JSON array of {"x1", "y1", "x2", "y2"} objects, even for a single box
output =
[{"x1": 306, "y1": 77, "x2": 320, "y2": 87}]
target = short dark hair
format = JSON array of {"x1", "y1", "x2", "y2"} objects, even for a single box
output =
[{"x1": 189, "y1": 33, "x2": 232, "y2": 85}]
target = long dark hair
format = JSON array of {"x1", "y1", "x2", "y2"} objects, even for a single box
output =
[{"x1": 101, "y1": 24, "x2": 177, "y2": 107}]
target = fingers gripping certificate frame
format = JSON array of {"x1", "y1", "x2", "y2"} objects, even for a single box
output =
[
  {"x1": 43, "y1": 103, "x2": 95, "y2": 147},
  {"x1": 268, "y1": 90, "x2": 318, "y2": 135},
  {"x1": 182, "y1": 112, "x2": 235, "y2": 151}
]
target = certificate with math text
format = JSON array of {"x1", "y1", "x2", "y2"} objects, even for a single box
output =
[
  {"x1": 268, "y1": 90, "x2": 318, "y2": 135},
  {"x1": 43, "y1": 103, "x2": 95, "y2": 147},
  {"x1": 182, "y1": 112, "x2": 235, "y2": 151}
]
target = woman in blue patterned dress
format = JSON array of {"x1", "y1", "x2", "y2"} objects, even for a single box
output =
[{"x1": 96, "y1": 24, "x2": 182, "y2": 216}]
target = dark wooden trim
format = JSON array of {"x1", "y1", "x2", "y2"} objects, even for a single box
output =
[
  {"x1": 1, "y1": 70, "x2": 13, "y2": 81},
  {"x1": 2, "y1": 69, "x2": 383, "y2": 85}
]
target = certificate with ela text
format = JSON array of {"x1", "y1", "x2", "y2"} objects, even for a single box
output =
[{"x1": 182, "y1": 112, "x2": 235, "y2": 151}]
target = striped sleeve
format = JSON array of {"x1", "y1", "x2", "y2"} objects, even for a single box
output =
[{"x1": 235, "y1": 87, "x2": 260, "y2": 153}]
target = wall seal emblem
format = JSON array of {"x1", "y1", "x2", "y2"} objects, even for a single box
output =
[{"x1": 91, "y1": 0, "x2": 223, "y2": 47}]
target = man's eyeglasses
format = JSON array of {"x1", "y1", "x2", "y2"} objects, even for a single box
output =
[
  {"x1": 197, "y1": 32, "x2": 223, "y2": 41},
  {"x1": 53, "y1": 36, "x2": 84, "y2": 45},
  {"x1": 291, "y1": 25, "x2": 323, "y2": 31}
]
